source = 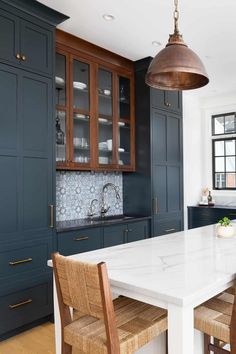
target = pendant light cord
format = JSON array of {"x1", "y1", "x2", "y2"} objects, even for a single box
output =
[{"x1": 174, "y1": 0, "x2": 180, "y2": 34}]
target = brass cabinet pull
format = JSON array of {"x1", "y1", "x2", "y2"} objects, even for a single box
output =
[
  {"x1": 229, "y1": 213, "x2": 236, "y2": 217},
  {"x1": 21, "y1": 55, "x2": 26, "y2": 61},
  {"x1": 73, "y1": 236, "x2": 89, "y2": 242},
  {"x1": 49, "y1": 205, "x2": 54, "y2": 228},
  {"x1": 16, "y1": 53, "x2": 21, "y2": 60},
  {"x1": 128, "y1": 228, "x2": 133, "y2": 232},
  {"x1": 9, "y1": 298, "x2": 32, "y2": 309},
  {"x1": 165, "y1": 228, "x2": 176, "y2": 233},
  {"x1": 153, "y1": 197, "x2": 158, "y2": 215},
  {"x1": 165, "y1": 102, "x2": 171, "y2": 107},
  {"x1": 9, "y1": 258, "x2": 32, "y2": 266}
]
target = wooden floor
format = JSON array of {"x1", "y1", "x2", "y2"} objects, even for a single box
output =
[{"x1": 0, "y1": 322, "x2": 78, "y2": 354}]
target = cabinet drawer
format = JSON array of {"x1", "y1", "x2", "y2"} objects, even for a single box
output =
[
  {"x1": 58, "y1": 227, "x2": 102, "y2": 256},
  {"x1": 0, "y1": 280, "x2": 52, "y2": 336},
  {"x1": 155, "y1": 219, "x2": 181, "y2": 236},
  {"x1": 0, "y1": 239, "x2": 52, "y2": 281}
]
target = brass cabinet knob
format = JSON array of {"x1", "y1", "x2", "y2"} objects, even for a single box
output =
[
  {"x1": 165, "y1": 102, "x2": 171, "y2": 107},
  {"x1": 21, "y1": 55, "x2": 26, "y2": 61},
  {"x1": 16, "y1": 53, "x2": 21, "y2": 60}
]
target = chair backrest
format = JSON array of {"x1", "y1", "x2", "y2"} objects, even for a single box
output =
[
  {"x1": 53, "y1": 252, "x2": 105, "y2": 318},
  {"x1": 52, "y1": 252, "x2": 120, "y2": 354}
]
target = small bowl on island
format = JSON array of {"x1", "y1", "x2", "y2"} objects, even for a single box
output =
[{"x1": 216, "y1": 217, "x2": 235, "y2": 238}]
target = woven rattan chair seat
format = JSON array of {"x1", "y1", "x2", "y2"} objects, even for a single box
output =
[
  {"x1": 65, "y1": 296, "x2": 167, "y2": 354},
  {"x1": 194, "y1": 289, "x2": 235, "y2": 344}
]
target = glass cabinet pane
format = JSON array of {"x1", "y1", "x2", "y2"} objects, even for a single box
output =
[
  {"x1": 73, "y1": 113, "x2": 90, "y2": 164},
  {"x1": 73, "y1": 60, "x2": 90, "y2": 112},
  {"x1": 56, "y1": 110, "x2": 66, "y2": 162},
  {"x1": 118, "y1": 76, "x2": 131, "y2": 166},
  {"x1": 98, "y1": 69, "x2": 113, "y2": 165},
  {"x1": 118, "y1": 76, "x2": 130, "y2": 120},
  {"x1": 118, "y1": 122, "x2": 131, "y2": 166},
  {"x1": 98, "y1": 118, "x2": 113, "y2": 165},
  {"x1": 55, "y1": 53, "x2": 66, "y2": 106},
  {"x1": 98, "y1": 69, "x2": 112, "y2": 117}
]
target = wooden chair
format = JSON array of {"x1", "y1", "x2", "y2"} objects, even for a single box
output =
[
  {"x1": 194, "y1": 287, "x2": 236, "y2": 354},
  {"x1": 52, "y1": 252, "x2": 168, "y2": 354}
]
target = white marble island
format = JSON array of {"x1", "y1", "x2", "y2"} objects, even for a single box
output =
[{"x1": 48, "y1": 222, "x2": 236, "y2": 354}]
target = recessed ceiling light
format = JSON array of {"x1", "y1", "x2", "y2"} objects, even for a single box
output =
[
  {"x1": 152, "y1": 40, "x2": 162, "y2": 47},
  {"x1": 102, "y1": 14, "x2": 115, "y2": 21}
]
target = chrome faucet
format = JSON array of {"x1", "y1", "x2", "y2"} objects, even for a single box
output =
[
  {"x1": 101, "y1": 183, "x2": 121, "y2": 217},
  {"x1": 87, "y1": 198, "x2": 98, "y2": 217}
]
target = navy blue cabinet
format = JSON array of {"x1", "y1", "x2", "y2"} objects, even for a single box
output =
[
  {"x1": 58, "y1": 228, "x2": 103, "y2": 256},
  {"x1": 188, "y1": 206, "x2": 236, "y2": 229},
  {"x1": 57, "y1": 219, "x2": 150, "y2": 254},
  {"x1": 0, "y1": 8, "x2": 19, "y2": 66},
  {"x1": 0, "y1": 0, "x2": 68, "y2": 339},
  {"x1": 0, "y1": 64, "x2": 54, "y2": 245},
  {"x1": 151, "y1": 88, "x2": 182, "y2": 114},
  {"x1": 152, "y1": 109, "x2": 183, "y2": 236},
  {"x1": 104, "y1": 224, "x2": 126, "y2": 247},
  {"x1": 123, "y1": 57, "x2": 183, "y2": 236},
  {"x1": 20, "y1": 19, "x2": 53, "y2": 75},
  {"x1": 0, "y1": 275, "x2": 52, "y2": 340},
  {"x1": 104, "y1": 220, "x2": 150, "y2": 248}
]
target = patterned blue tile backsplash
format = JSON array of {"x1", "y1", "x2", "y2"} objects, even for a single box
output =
[{"x1": 56, "y1": 171, "x2": 123, "y2": 221}]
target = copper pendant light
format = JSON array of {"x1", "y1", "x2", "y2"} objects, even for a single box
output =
[{"x1": 145, "y1": 0, "x2": 209, "y2": 90}]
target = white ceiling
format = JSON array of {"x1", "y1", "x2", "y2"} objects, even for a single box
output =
[{"x1": 40, "y1": 0, "x2": 236, "y2": 98}]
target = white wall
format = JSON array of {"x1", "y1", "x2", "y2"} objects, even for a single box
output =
[
  {"x1": 201, "y1": 92, "x2": 236, "y2": 199},
  {"x1": 183, "y1": 91, "x2": 236, "y2": 229},
  {"x1": 183, "y1": 92, "x2": 204, "y2": 228}
]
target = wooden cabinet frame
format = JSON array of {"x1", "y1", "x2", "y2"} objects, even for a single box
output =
[{"x1": 56, "y1": 30, "x2": 135, "y2": 172}]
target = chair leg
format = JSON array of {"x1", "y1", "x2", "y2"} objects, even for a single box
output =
[
  {"x1": 62, "y1": 342, "x2": 72, "y2": 354},
  {"x1": 166, "y1": 330, "x2": 168, "y2": 354},
  {"x1": 204, "y1": 334, "x2": 211, "y2": 354}
]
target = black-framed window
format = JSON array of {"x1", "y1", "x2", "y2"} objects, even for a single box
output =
[
  {"x1": 212, "y1": 112, "x2": 236, "y2": 135},
  {"x1": 213, "y1": 138, "x2": 236, "y2": 189}
]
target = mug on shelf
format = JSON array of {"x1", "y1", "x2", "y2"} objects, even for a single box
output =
[{"x1": 107, "y1": 139, "x2": 112, "y2": 151}]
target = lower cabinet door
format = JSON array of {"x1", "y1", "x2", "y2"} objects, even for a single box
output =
[
  {"x1": 127, "y1": 220, "x2": 150, "y2": 243},
  {"x1": 0, "y1": 278, "x2": 52, "y2": 336},
  {"x1": 57, "y1": 227, "x2": 102, "y2": 256},
  {"x1": 104, "y1": 224, "x2": 126, "y2": 248},
  {"x1": 154, "y1": 219, "x2": 182, "y2": 236}
]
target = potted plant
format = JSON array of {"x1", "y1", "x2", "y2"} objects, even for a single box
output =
[{"x1": 216, "y1": 217, "x2": 235, "y2": 238}]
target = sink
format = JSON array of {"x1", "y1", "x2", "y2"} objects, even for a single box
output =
[{"x1": 86, "y1": 215, "x2": 134, "y2": 223}]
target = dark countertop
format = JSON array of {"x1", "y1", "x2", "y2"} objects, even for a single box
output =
[
  {"x1": 188, "y1": 205, "x2": 236, "y2": 209},
  {"x1": 56, "y1": 215, "x2": 152, "y2": 233}
]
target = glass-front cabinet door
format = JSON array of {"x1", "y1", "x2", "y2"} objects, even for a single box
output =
[
  {"x1": 55, "y1": 52, "x2": 68, "y2": 166},
  {"x1": 71, "y1": 58, "x2": 91, "y2": 167},
  {"x1": 117, "y1": 75, "x2": 133, "y2": 169},
  {"x1": 97, "y1": 68, "x2": 114, "y2": 167},
  {"x1": 55, "y1": 47, "x2": 135, "y2": 171}
]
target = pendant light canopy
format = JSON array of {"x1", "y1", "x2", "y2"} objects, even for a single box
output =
[{"x1": 146, "y1": 0, "x2": 209, "y2": 91}]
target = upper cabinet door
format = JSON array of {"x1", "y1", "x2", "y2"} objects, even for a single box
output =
[
  {"x1": 165, "y1": 91, "x2": 182, "y2": 114},
  {"x1": 55, "y1": 51, "x2": 68, "y2": 167},
  {"x1": 20, "y1": 20, "x2": 52, "y2": 75},
  {"x1": 71, "y1": 57, "x2": 92, "y2": 168},
  {"x1": 97, "y1": 67, "x2": 115, "y2": 167},
  {"x1": 117, "y1": 75, "x2": 134, "y2": 169},
  {"x1": 151, "y1": 89, "x2": 182, "y2": 115},
  {"x1": 0, "y1": 9, "x2": 20, "y2": 65}
]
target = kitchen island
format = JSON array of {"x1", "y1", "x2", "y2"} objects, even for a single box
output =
[{"x1": 48, "y1": 222, "x2": 236, "y2": 354}]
